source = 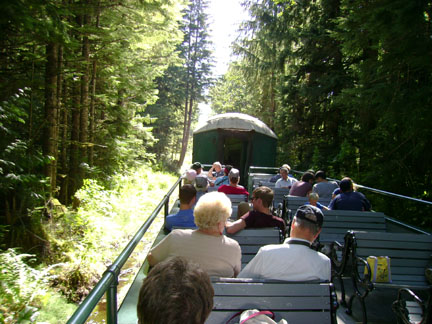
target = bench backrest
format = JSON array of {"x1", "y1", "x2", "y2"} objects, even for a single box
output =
[
  {"x1": 227, "y1": 228, "x2": 282, "y2": 268},
  {"x1": 319, "y1": 211, "x2": 387, "y2": 245},
  {"x1": 226, "y1": 194, "x2": 248, "y2": 204},
  {"x1": 259, "y1": 180, "x2": 276, "y2": 189},
  {"x1": 347, "y1": 231, "x2": 432, "y2": 288},
  {"x1": 206, "y1": 279, "x2": 337, "y2": 324},
  {"x1": 250, "y1": 174, "x2": 274, "y2": 189},
  {"x1": 285, "y1": 196, "x2": 331, "y2": 212},
  {"x1": 273, "y1": 188, "x2": 290, "y2": 208}
]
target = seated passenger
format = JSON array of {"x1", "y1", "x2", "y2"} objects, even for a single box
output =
[
  {"x1": 217, "y1": 168, "x2": 249, "y2": 196},
  {"x1": 332, "y1": 187, "x2": 341, "y2": 199},
  {"x1": 328, "y1": 177, "x2": 371, "y2": 211},
  {"x1": 183, "y1": 169, "x2": 197, "y2": 186},
  {"x1": 289, "y1": 171, "x2": 315, "y2": 197},
  {"x1": 225, "y1": 186, "x2": 286, "y2": 235},
  {"x1": 147, "y1": 192, "x2": 241, "y2": 277},
  {"x1": 214, "y1": 165, "x2": 232, "y2": 187},
  {"x1": 275, "y1": 167, "x2": 296, "y2": 189},
  {"x1": 312, "y1": 170, "x2": 339, "y2": 199},
  {"x1": 207, "y1": 161, "x2": 224, "y2": 180},
  {"x1": 165, "y1": 184, "x2": 197, "y2": 231},
  {"x1": 191, "y1": 162, "x2": 210, "y2": 191},
  {"x1": 306, "y1": 192, "x2": 329, "y2": 211},
  {"x1": 137, "y1": 256, "x2": 214, "y2": 324},
  {"x1": 238, "y1": 205, "x2": 331, "y2": 281},
  {"x1": 270, "y1": 164, "x2": 297, "y2": 183}
]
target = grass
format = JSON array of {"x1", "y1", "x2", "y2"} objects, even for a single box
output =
[{"x1": 0, "y1": 165, "x2": 179, "y2": 323}]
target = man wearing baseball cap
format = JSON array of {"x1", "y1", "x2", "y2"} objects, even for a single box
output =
[{"x1": 238, "y1": 205, "x2": 330, "y2": 281}]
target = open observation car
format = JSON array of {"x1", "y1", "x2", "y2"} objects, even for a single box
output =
[{"x1": 66, "y1": 115, "x2": 432, "y2": 324}]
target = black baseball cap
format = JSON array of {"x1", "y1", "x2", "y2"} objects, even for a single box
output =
[
  {"x1": 295, "y1": 205, "x2": 324, "y2": 227},
  {"x1": 191, "y1": 162, "x2": 202, "y2": 170}
]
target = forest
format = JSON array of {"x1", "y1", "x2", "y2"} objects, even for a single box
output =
[{"x1": 1, "y1": 0, "x2": 431, "y2": 322}]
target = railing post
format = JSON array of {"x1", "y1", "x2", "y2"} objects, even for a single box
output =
[
  {"x1": 164, "y1": 196, "x2": 169, "y2": 217},
  {"x1": 105, "y1": 264, "x2": 120, "y2": 324}
]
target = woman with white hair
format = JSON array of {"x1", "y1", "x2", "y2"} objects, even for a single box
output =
[{"x1": 147, "y1": 192, "x2": 241, "y2": 277}]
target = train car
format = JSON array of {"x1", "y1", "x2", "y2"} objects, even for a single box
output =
[
  {"x1": 193, "y1": 113, "x2": 277, "y2": 185},
  {"x1": 67, "y1": 115, "x2": 432, "y2": 324}
]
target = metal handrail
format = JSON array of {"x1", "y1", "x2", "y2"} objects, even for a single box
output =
[
  {"x1": 248, "y1": 166, "x2": 432, "y2": 206},
  {"x1": 67, "y1": 176, "x2": 183, "y2": 324}
]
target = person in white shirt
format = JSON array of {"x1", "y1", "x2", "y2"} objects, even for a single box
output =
[
  {"x1": 238, "y1": 205, "x2": 331, "y2": 281},
  {"x1": 275, "y1": 167, "x2": 296, "y2": 189}
]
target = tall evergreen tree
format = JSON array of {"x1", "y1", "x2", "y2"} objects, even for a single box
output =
[{"x1": 177, "y1": 0, "x2": 213, "y2": 168}]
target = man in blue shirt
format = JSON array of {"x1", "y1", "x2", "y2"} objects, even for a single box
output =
[
  {"x1": 165, "y1": 184, "x2": 197, "y2": 231},
  {"x1": 329, "y1": 177, "x2": 371, "y2": 211}
]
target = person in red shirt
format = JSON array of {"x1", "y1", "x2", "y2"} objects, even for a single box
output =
[{"x1": 217, "y1": 168, "x2": 249, "y2": 196}]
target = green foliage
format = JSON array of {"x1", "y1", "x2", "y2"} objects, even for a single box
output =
[
  {"x1": 209, "y1": 62, "x2": 262, "y2": 115},
  {"x1": 0, "y1": 90, "x2": 50, "y2": 226},
  {"x1": 0, "y1": 249, "x2": 61, "y2": 323},
  {"x1": 218, "y1": 0, "x2": 432, "y2": 228},
  {"x1": 44, "y1": 166, "x2": 177, "y2": 305}
]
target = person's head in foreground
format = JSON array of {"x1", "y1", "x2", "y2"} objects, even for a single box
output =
[
  {"x1": 137, "y1": 256, "x2": 214, "y2": 324},
  {"x1": 291, "y1": 205, "x2": 324, "y2": 242},
  {"x1": 194, "y1": 191, "x2": 232, "y2": 234}
]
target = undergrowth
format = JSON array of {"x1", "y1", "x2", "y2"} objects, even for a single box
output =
[{"x1": 0, "y1": 165, "x2": 178, "y2": 323}]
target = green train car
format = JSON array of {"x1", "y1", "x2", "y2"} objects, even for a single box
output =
[{"x1": 192, "y1": 113, "x2": 277, "y2": 185}]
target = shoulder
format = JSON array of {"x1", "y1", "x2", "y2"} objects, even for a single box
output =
[
  {"x1": 222, "y1": 236, "x2": 241, "y2": 250},
  {"x1": 170, "y1": 229, "x2": 193, "y2": 237}
]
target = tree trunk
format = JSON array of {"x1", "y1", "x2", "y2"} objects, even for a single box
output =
[
  {"x1": 80, "y1": 4, "x2": 90, "y2": 170},
  {"x1": 89, "y1": 0, "x2": 100, "y2": 165},
  {"x1": 43, "y1": 42, "x2": 59, "y2": 196}
]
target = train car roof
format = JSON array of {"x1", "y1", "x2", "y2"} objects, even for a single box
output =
[{"x1": 194, "y1": 112, "x2": 277, "y2": 139}]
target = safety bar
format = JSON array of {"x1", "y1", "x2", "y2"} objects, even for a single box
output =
[
  {"x1": 67, "y1": 176, "x2": 183, "y2": 324},
  {"x1": 248, "y1": 166, "x2": 432, "y2": 206}
]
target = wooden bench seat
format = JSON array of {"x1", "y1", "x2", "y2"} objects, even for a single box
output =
[
  {"x1": 272, "y1": 188, "x2": 290, "y2": 209},
  {"x1": 227, "y1": 228, "x2": 282, "y2": 268},
  {"x1": 206, "y1": 278, "x2": 338, "y2": 324},
  {"x1": 335, "y1": 231, "x2": 432, "y2": 324},
  {"x1": 319, "y1": 210, "x2": 387, "y2": 247}
]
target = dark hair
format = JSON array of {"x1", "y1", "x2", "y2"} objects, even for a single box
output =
[
  {"x1": 179, "y1": 184, "x2": 197, "y2": 204},
  {"x1": 224, "y1": 165, "x2": 233, "y2": 176},
  {"x1": 253, "y1": 186, "x2": 274, "y2": 208},
  {"x1": 315, "y1": 170, "x2": 326, "y2": 180},
  {"x1": 137, "y1": 257, "x2": 214, "y2": 324},
  {"x1": 339, "y1": 177, "x2": 353, "y2": 193},
  {"x1": 301, "y1": 172, "x2": 315, "y2": 183}
]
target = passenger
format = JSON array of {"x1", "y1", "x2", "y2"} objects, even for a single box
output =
[
  {"x1": 137, "y1": 256, "x2": 214, "y2": 324},
  {"x1": 225, "y1": 186, "x2": 286, "y2": 234},
  {"x1": 183, "y1": 169, "x2": 197, "y2": 185},
  {"x1": 191, "y1": 161, "x2": 204, "y2": 175},
  {"x1": 289, "y1": 171, "x2": 315, "y2": 197},
  {"x1": 165, "y1": 184, "x2": 197, "y2": 231},
  {"x1": 191, "y1": 162, "x2": 209, "y2": 191},
  {"x1": 328, "y1": 177, "x2": 371, "y2": 211},
  {"x1": 270, "y1": 164, "x2": 296, "y2": 183},
  {"x1": 214, "y1": 165, "x2": 232, "y2": 187},
  {"x1": 207, "y1": 161, "x2": 224, "y2": 180},
  {"x1": 147, "y1": 192, "x2": 241, "y2": 277},
  {"x1": 306, "y1": 192, "x2": 329, "y2": 211},
  {"x1": 217, "y1": 168, "x2": 249, "y2": 196},
  {"x1": 275, "y1": 167, "x2": 296, "y2": 189},
  {"x1": 312, "y1": 170, "x2": 339, "y2": 199},
  {"x1": 238, "y1": 205, "x2": 331, "y2": 281},
  {"x1": 332, "y1": 187, "x2": 341, "y2": 199}
]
